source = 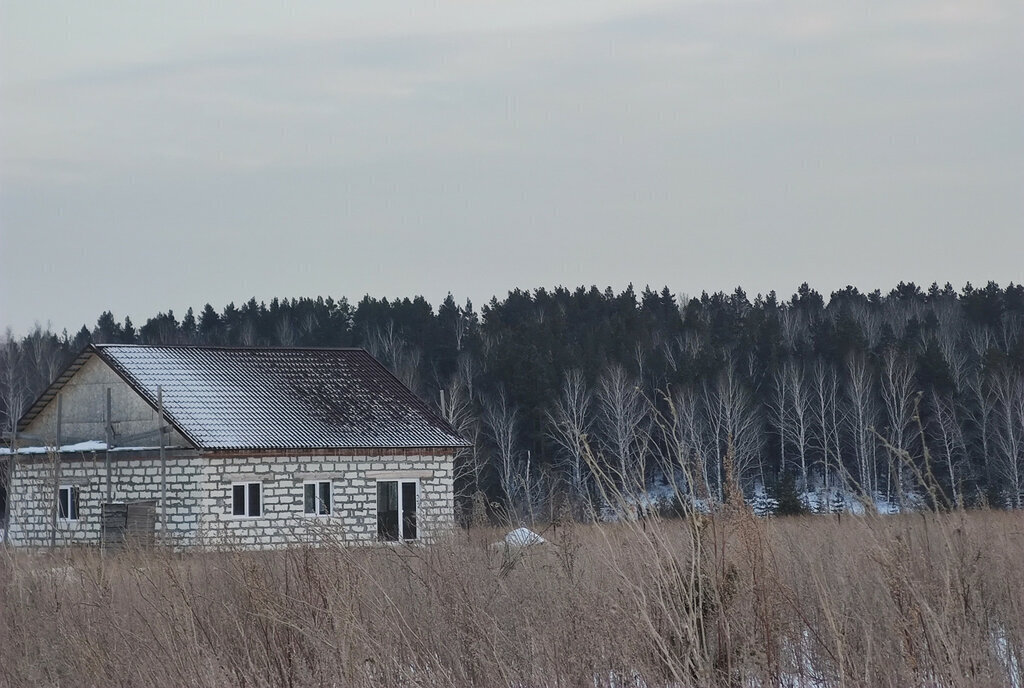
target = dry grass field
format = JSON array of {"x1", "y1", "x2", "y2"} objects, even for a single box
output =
[{"x1": 1, "y1": 509, "x2": 1022, "y2": 687}]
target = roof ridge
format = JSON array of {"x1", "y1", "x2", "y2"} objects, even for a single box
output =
[{"x1": 94, "y1": 344, "x2": 370, "y2": 352}]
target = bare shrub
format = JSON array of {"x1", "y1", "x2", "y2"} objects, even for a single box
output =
[{"x1": 1, "y1": 509, "x2": 1022, "y2": 687}]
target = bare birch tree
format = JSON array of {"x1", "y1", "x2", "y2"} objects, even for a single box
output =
[
  {"x1": 439, "y1": 374, "x2": 482, "y2": 499},
  {"x1": 928, "y1": 390, "x2": 965, "y2": 505},
  {"x1": 298, "y1": 309, "x2": 318, "y2": 340},
  {"x1": 275, "y1": 315, "x2": 296, "y2": 347},
  {"x1": 596, "y1": 364, "x2": 649, "y2": 498},
  {"x1": 811, "y1": 359, "x2": 843, "y2": 500},
  {"x1": 367, "y1": 321, "x2": 422, "y2": 392},
  {"x1": 452, "y1": 302, "x2": 472, "y2": 353},
  {"x1": 25, "y1": 326, "x2": 63, "y2": 393},
  {"x1": 671, "y1": 384, "x2": 716, "y2": 500},
  {"x1": 545, "y1": 369, "x2": 593, "y2": 503},
  {"x1": 483, "y1": 389, "x2": 524, "y2": 513},
  {"x1": 879, "y1": 347, "x2": 919, "y2": 505},
  {"x1": 846, "y1": 352, "x2": 878, "y2": 496},
  {"x1": 849, "y1": 301, "x2": 882, "y2": 349},
  {"x1": 456, "y1": 355, "x2": 480, "y2": 403},
  {"x1": 703, "y1": 357, "x2": 762, "y2": 501},
  {"x1": 238, "y1": 320, "x2": 258, "y2": 347},
  {"x1": 768, "y1": 363, "x2": 789, "y2": 483},
  {"x1": 992, "y1": 372, "x2": 1024, "y2": 508},
  {"x1": 772, "y1": 360, "x2": 812, "y2": 491},
  {"x1": 0, "y1": 332, "x2": 27, "y2": 434},
  {"x1": 964, "y1": 326, "x2": 996, "y2": 485}
]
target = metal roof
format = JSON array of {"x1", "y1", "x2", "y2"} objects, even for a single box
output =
[{"x1": 20, "y1": 345, "x2": 468, "y2": 451}]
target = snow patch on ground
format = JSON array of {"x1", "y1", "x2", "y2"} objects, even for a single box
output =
[
  {"x1": 751, "y1": 485, "x2": 780, "y2": 517},
  {"x1": 599, "y1": 477, "x2": 714, "y2": 522},
  {"x1": 798, "y1": 490, "x2": 923, "y2": 516},
  {"x1": 993, "y1": 626, "x2": 1023, "y2": 688},
  {"x1": 597, "y1": 478, "x2": 937, "y2": 521},
  {"x1": 496, "y1": 528, "x2": 546, "y2": 547}
]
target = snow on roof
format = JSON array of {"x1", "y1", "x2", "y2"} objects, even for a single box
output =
[
  {"x1": 0, "y1": 440, "x2": 107, "y2": 455},
  {"x1": 86, "y1": 345, "x2": 468, "y2": 450},
  {"x1": 0, "y1": 441, "x2": 165, "y2": 455}
]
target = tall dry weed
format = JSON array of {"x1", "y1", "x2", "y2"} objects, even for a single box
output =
[{"x1": 0, "y1": 508, "x2": 1022, "y2": 687}]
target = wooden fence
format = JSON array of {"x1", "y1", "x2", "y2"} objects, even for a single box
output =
[{"x1": 101, "y1": 500, "x2": 157, "y2": 550}]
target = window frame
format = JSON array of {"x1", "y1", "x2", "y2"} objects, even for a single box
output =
[
  {"x1": 376, "y1": 478, "x2": 419, "y2": 542},
  {"x1": 58, "y1": 484, "x2": 80, "y2": 522},
  {"x1": 303, "y1": 479, "x2": 333, "y2": 517},
  {"x1": 231, "y1": 481, "x2": 263, "y2": 518}
]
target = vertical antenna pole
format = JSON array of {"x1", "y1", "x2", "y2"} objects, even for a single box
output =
[
  {"x1": 3, "y1": 426, "x2": 15, "y2": 546},
  {"x1": 105, "y1": 388, "x2": 113, "y2": 503},
  {"x1": 158, "y1": 386, "x2": 166, "y2": 538},
  {"x1": 50, "y1": 394, "x2": 62, "y2": 549}
]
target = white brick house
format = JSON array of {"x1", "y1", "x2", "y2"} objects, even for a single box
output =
[{"x1": 0, "y1": 345, "x2": 467, "y2": 549}]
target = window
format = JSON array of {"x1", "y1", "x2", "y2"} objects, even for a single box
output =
[
  {"x1": 58, "y1": 485, "x2": 80, "y2": 521},
  {"x1": 377, "y1": 479, "x2": 418, "y2": 542},
  {"x1": 303, "y1": 480, "x2": 332, "y2": 516},
  {"x1": 232, "y1": 482, "x2": 262, "y2": 517}
]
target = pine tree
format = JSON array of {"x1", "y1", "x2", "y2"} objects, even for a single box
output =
[
  {"x1": 774, "y1": 473, "x2": 806, "y2": 516},
  {"x1": 181, "y1": 308, "x2": 197, "y2": 344},
  {"x1": 122, "y1": 316, "x2": 137, "y2": 342}
]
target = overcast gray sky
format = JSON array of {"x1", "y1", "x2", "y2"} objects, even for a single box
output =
[{"x1": 2, "y1": 0, "x2": 1022, "y2": 336}]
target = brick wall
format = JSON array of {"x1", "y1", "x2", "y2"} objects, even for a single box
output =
[{"x1": 3, "y1": 449, "x2": 455, "y2": 549}]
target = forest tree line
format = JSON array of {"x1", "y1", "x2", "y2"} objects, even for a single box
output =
[{"x1": 2, "y1": 281, "x2": 1024, "y2": 514}]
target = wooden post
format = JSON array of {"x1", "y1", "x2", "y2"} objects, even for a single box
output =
[
  {"x1": 158, "y1": 386, "x2": 166, "y2": 535},
  {"x1": 105, "y1": 388, "x2": 113, "y2": 503},
  {"x1": 3, "y1": 427, "x2": 15, "y2": 547},
  {"x1": 50, "y1": 394, "x2": 62, "y2": 549}
]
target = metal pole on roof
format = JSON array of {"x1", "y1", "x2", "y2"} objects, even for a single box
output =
[
  {"x1": 50, "y1": 394, "x2": 62, "y2": 549},
  {"x1": 105, "y1": 388, "x2": 113, "y2": 504},
  {"x1": 2, "y1": 426, "x2": 15, "y2": 547},
  {"x1": 158, "y1": 386, "x2": 166, "y2": 540}
]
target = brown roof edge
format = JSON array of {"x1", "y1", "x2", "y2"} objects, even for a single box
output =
[
  {"x1": 91, "y1": 344, "x2": 370, "y2": 352},
  {"x1": 202, "y1": 446, "x2": 461, "y2": 459}
]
